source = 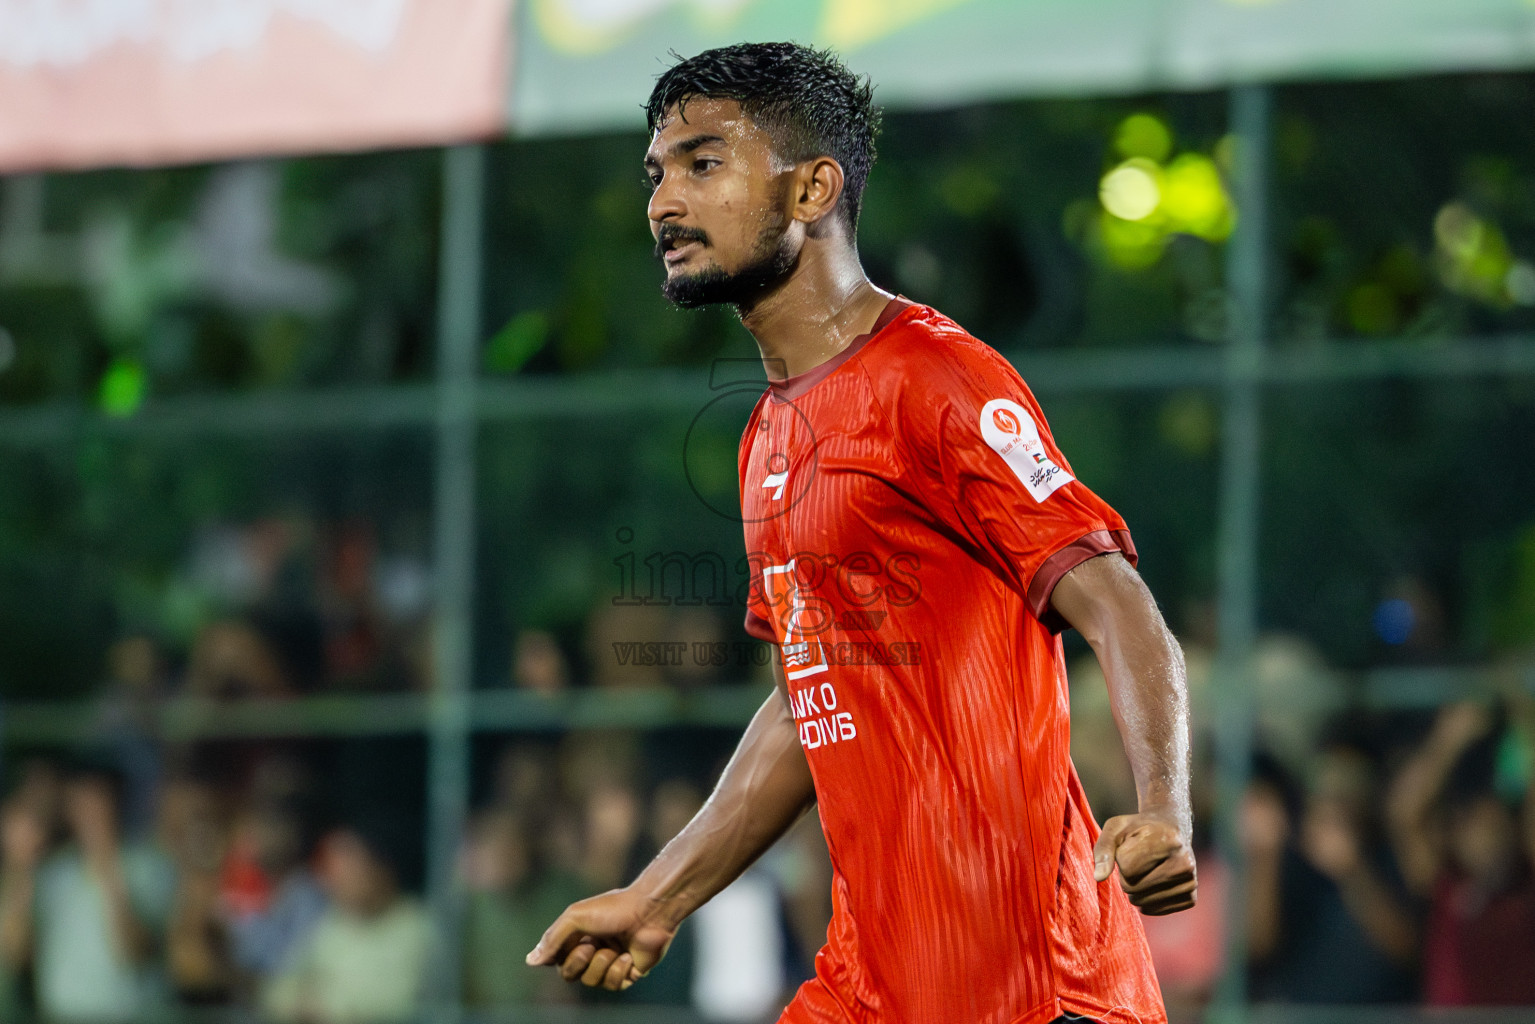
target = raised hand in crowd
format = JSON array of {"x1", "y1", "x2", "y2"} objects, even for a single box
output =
[
  {"x1": 0, "y1": 801, "x2": 48, "y2": 969},
  {"x1": 1299, "y1": 793, "x2": 1416, "y2": 964},
  {"x1": 1, "y1": 801, "x2": 48, "y2": 874},
  {"x1": 1239, "y1": 782, "x2": 1289, "y2": 962},
  {"x1": 63, "y1": 773, "x2": 157, "y2": 967},
  {"x1": 1387, "y1": 700, "x2": 1496, "y2": 895}
]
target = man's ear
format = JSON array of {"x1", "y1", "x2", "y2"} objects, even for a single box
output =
[{"x1": 791, "y1": 157, "x2": 846, "y2": 232}]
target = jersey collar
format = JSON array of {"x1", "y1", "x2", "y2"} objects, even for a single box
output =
[{"x1": 768, "y1": 295, "x2": 914, "y2": 403}]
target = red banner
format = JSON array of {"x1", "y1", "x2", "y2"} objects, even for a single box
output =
[{"x1": 0, "y1": 0, "x2": 513, "y2": 171}]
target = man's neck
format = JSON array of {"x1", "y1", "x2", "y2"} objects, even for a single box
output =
[{"x1": 739, "y1": 242, "x2": 893, "y2": 380}]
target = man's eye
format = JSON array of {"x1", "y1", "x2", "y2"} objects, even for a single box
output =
[
  {"x1": 644, "y1": 172, "x2": 661, "y2": 190},
  {"x1": 693, "y1": 158, "x2": 720, "y2": 173}
]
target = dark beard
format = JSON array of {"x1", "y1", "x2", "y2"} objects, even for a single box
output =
[{"x1": 659, "y1": 222, "x2": 798, "y2": 309}]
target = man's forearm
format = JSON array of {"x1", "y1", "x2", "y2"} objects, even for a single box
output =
[
  {"x1": 631, "y1": 683, "x2": 815, "y2": 925},
  {"x1": 1101, "y1": 600, "x2": 1191, "y2": 836},
  {"x1": 1050, "y1": 555, "x2": 1196, "y2": 915},
  {"x1": 1056, "y1": 555, "x2": 1191, "y2": 836}
]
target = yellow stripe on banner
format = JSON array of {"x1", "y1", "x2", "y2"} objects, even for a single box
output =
[
  {"x1": 533, "y1": 0, "x2": 757, "y2": 56},
  {"x1": 819, "y1": 0, "x2": 978, "y2": 50}
]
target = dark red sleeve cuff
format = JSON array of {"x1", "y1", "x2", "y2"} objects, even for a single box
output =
[
  {"x1": 744, "y1": 608, "x2": 777, "y2": 643},
  {"x1": 1024, "y1": 528, "x2": 1138, "y2": 634}
]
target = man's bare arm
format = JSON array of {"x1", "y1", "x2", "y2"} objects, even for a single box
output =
[
  {"x1": 527, "y1": 661, "x2": 815, "y2": 991},
  {"x1": 1050, "y1": 552, "x2": 1196, "y2": 915}
]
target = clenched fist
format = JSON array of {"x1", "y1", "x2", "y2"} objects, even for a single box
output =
[
  {"x1": 1093, "y1": 811, "x2": 1197, "y2": 916},
  {"x1": 525, "y1": 887, "x2": 679, "y2": 992}
]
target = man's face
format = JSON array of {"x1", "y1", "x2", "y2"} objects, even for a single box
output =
[{"x1": 645, "y1": 97, "x2": 800, "y2": 308}]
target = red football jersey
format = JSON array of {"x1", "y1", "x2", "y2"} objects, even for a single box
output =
[{"x1": 739, "y1": 299, "x2": 1165, "y2": 1024}]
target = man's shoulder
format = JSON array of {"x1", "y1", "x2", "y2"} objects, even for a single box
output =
[
  {"x1": 863, "y1": 303, "x2": 1012, "y2": 389},
  {"x1": 859, "y1": 303, "x2": 1024, "y2": 425}
]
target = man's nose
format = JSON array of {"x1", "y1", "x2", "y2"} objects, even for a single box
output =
[{"x1": 648, "y1": 174, "x2": 686, "y2": 225}]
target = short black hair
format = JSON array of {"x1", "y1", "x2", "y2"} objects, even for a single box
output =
[{"x1": 646, "y1": 42, "x2": 880, "y2": 232}]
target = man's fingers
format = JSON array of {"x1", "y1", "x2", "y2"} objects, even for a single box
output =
[
  {"x1": 1093, "y1": 816, "x2": 1132, "y2": 882},
  {"x1": 1122, "y1": 865, "x2": 1196, "y2": 905},
  {"x1": 581, "y1": 947, "x2": 620, "y2": 988},
  {"x1": 1095, "y1": 813, "x2": 1198, "y2": 915},
  {"x1": 601, "y1": 952, "x2": 634, "y2": 991},
  {"x1": 1134, "y1": 882, "x2": 1199, "y2": 916},
  {"x1": 1118, "y1": 844, "x2": 1196, "y2": 894},
  {"x1": 1114, "y1": 826, "x2": 1187, "y2": 886},
  {"x1": 559, "y1": 941, "x2": 597, "y2": 982}
]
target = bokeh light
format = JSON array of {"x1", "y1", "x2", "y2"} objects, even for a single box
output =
[
  {"x1": 1433, "y1": 200, "x2": 1526, "y2": 305},
  {"x1": 1115, "y1": 113, "x2": 1174, "y2": 162},
  {"x1": 1100, "y1": 159, "x2": 1163, "y2": 222},
  {"x1": 97, "y1": 357, "x2": 147, "y2": 417},
  {"x1": 1160, "y1": 154, "x2": 1234, "y2": 241},
  {"x1": 1372, "y1": 598, "x2": 1417, "y2": 646},
  {"x1": 1091, "y1": 116, "x2": 1236, "y2": 271}
]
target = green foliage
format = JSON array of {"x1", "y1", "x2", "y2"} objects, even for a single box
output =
[
  {"x1": 97, "y1": 358, "x2": 147, "y2": 416},
  {"x1": 484, "y1": 310, "x2": 551, "y2": 373}
]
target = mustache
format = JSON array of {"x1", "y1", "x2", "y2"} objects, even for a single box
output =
[{"x1": 654, "y1": 224, "x2": 709, "y2": 259}]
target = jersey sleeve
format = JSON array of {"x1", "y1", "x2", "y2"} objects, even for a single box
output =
[
  {"x1": 743, "y1": 580, "x2": 776, "y2": 642},
  {"x1": 737, "y1": 397, "x2": 779, "y2": 644},
  {"x1": 891, "y1": 336, "x2": 1137, "y2": 632}
]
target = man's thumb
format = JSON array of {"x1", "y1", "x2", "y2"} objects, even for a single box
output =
[
  {"x1": 526, "y1": 917, "x2": 577, "y2": 966},
  {"x1": 1094, "y1": 817, "x2": 1129, "y2": 882}
]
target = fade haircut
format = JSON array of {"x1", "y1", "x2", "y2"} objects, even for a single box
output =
[{"x1": 646, "y1": 42, "x2": 881, "y2": 233}]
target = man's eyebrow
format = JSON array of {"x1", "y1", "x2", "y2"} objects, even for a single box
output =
[{"x1": 644, "y1": 133, "x2": 727, "y2": 167}]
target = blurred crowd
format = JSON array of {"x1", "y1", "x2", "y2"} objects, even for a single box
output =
[
  {"x1": 0, "y1": 730, "x2": 832, "y2": 1024},
  {"x1": 116, "y1": 513, "x2": 746, "y2": 702},
  {"x1": 2, "y1": 512, "x2": 1533, "y2": 1022},
  {"x1": 1072, "y1": 637, "x2": 1535, "y2": 1023},
  {"x1": 2, "y1": 630, "x2": 1530, "y2": 1024},
  {"x1": 0, "y1": 509, "x2": 810, "y2": 1024}
]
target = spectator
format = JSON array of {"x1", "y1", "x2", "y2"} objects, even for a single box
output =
[
  {"x1": 489, "y1": 742, "x2": 560, "y2": 818},
  {"x1": 185, "y1": 617, "x2": 301, "y2": 700},
  {"x1": 511, "y1": 628, "x2": 571, "y2": 695},
  {"x1": 262, "y1": 818, "x2": 432, "y2": 1023},
  {"x1": 771, "y1": 811, "x2": 834, "y2": 989},
  {"x1": 0, "y1": 759, "x2": 176, "y2": 1023},
  {"x1": 579, "y1": 780, "x2": 644, "y2": 893},
  {"x1": 636, "y1": 780, "x2": 704, "y2": 1007},
  {"x1": 692, "y1": 865, "x2": 785, "y2": 1023},
  {"x1": 163, "y1": 775, "x2": 235, "y2": 1005},
  {"x1": 4, "y1": 757, "x2": 65, "y2": 848},
  {"x1": 0, "y1": 759, "x2": 63, "y2": 1022},
  {"x1": 673, "y1": 773, "x2": 789, "y2": 1023},
  {"x1": 1243, "y1": 743, "x2": 1418, "y2": 1004},
  {"x1": 216, "y1": 794, "x2": 327, "y2": 995},
  {"x1": 95, "y1": 634, "x2": 168, "y2": 837},
  {"x1": 584, "y1": 603, "x2": 670, "y2": 688},
  {"x1": 1067, "y1": 654, "x2": 1137, "y2": 821},
  {"x1": 1388, "y1": 700, "x2": 1535, "y2": 1005},
  {"x1": 460, "y1": 808, "x2": 585, "y2": 1008},
  {"x1": 665, "y1": 607, "x2": 727, "y2": 690},
  {"x1": 318, "y1": 521, "x2": 387, "y2": 688}
]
